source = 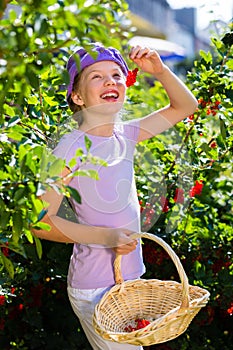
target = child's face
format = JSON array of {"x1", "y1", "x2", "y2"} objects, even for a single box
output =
[{"x1": 71, "y1": 60, "x2": 126, "y2": 114}]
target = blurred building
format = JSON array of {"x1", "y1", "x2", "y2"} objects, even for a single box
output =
[{"x1": 126, "y1": 0, "x2": 211, "y2": 61}]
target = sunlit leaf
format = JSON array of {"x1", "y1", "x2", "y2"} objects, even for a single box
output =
[
  {"x1": 1, "y1": 253, "x2": 14, "y2": 279},
  {"x1": 34, "y1": 235, "x2": 43, "y2": 259},
  {"x1": 65, "y1": 185, "x2": 81, "y2": 204},
  {"x1": 84, "y1": 135, "x2": 92, "y2": 152}
]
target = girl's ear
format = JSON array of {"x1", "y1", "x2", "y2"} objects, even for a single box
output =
[{"x1": 71, "y1": 91, "x2": 84, "y2": 106}]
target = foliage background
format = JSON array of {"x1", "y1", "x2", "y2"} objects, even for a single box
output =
[{"x1": 0, "y1": 0, "x2": 232, "y2": 349}]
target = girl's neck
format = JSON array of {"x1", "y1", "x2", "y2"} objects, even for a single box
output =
[
  {"x1": 77, "y1": 104, "x2": 122, "y2": 136},
  {"x1": 79, "y1": 121, "x2": 114, "y2": 137}
]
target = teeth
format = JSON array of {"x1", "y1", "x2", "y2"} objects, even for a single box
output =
[{"x1": 101, "y1": 92, "x2": 118, "y2": 98}]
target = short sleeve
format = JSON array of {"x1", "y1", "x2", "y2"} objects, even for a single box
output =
[
  {"x1": 53, "y1": 131, "x2": 81, "y2": 172},
  {"x1": 122, "y1": 119, "x2": 140, "y2": 142}
]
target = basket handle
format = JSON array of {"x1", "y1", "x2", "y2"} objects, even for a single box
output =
[{"x1": 114, "y1": 232, "x2": 190, "y2": 308}]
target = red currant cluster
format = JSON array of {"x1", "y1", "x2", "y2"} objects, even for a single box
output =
[
  {"x1": 174, "y1": 188, "x2": 185, "y2": 203},
  {"x1": 227, "y1": 303, "x2": 233, "y2": 316},
  {"x1": 160, "y1": 187, "x2": 185, "y2": 213},
  {"x1": 160, "y1": 196, "x2": 169, "y2": 213},
  {"x1": 1, "y1": 242, "x2": 9, "y2": 257},
  {"x1": 126, "y1": 68, "x2": 139, "y2": 87},
  {"x1": 139, "y1": 201, "x2": 155, "y2": 227},
  {"x1": 187, "y1": 98, "x2": 221, "y2": 122},
  {"x1": 189, "y1": 180, "x2": 204, "y2": 197},
  {"x1": 210, "y1": 141, "x2": 217, "y2": 148},
  {"x1": 124, "y1": 318, "x2": 150, "y2": 332},
  {"x1": 198, "y1": 98, "x2": 221, "y2": 116}
]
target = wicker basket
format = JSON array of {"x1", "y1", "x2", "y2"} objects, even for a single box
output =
[{"x1": 93, "y1": 232, "x2": 210, "y2": 346}]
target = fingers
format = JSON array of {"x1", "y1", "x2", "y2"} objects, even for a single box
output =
[
  {"x1": 129, "y1": 46, "x2": 156, "y2": 60},
  {"x1": 105, "y1": 227, "x2": 138, "y2": 250},
  {"x1": 112, "y1": 239, "x2": 138, "y2": 255},
  {"x1": 128, "y1": 45, "x2": 165, "y2": 76}
]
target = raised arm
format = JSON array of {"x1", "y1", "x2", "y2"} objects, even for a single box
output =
[{"x1": 128, "y1": 46, "x2": 198, "y2": 142}]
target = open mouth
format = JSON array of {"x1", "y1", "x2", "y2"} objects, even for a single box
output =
[{"x1": 100, "y1": 91, "x2": 119, "y2": 101}]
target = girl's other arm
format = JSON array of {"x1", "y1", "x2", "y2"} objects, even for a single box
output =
[
  {"x1": 32, "y1": 167, "x2": 75, "y2": 243},
  {"x1": 32, "y1": 167, "x2": 136, "y2": 251}
]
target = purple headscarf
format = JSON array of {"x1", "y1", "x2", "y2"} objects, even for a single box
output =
[{"x1": 66, "y1": 43, "x2": 129, "y2": 101}]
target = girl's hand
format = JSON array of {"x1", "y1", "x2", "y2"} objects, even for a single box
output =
[
  {"x1": 106, "y1": 228, "x2": 138, "y2": 255},
  {"x1": 129, "y1": 46, "x2": 166, "y2": 76},
  {"x1": 112, "y1": 239, "x2": 138, "y2": 255}
]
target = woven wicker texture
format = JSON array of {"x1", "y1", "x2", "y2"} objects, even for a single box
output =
[{"x1": 93, "y1": 232, "x2": 210, "y2": 346}]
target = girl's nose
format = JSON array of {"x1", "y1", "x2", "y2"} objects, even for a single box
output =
[{"x1": 104, "y1": 75, "x2": 116, "y2": 85}]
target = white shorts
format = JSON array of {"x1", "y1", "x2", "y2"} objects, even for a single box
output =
[{"x1": 67, "y1": 285, "x2": 143, "y2": 350}]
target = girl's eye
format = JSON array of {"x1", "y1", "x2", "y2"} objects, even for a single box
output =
[
  {"x1": 113, "y1": 73, "x2": 121, "y2": 78},
  {"x1": 92, "y1": 74, "x2": 101, "y2": 79}
]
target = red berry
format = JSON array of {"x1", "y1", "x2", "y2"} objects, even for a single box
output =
[
  {"x1": 174, "y1": 188, "x2": 184, "y2": 204},
  {"x1": 126, "y1": 68, "x2": 139, "y2": 87},
  {"x1": 210, "y1": 141, "x2": 217, "y2": 148}
]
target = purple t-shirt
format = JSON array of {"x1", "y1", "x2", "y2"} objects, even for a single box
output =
[{"x1": 53, "y1": 120, "x2": 145, "y2": 289}]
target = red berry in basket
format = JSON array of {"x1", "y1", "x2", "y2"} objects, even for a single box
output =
[
  {"x1": 124, "y1": 318, "x2": 150, "y2": 332},
  {"x1": 124, "y1": 325, "x2": 135, "y2": 332},
  {"x1": 136, "y1": 318, "x2": 150, "y2": 329}
]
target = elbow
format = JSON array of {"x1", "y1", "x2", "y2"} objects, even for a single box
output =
[
  {"x1": 182, "y1": 97, "x2": 198, "y2": 119},
  {"x1": 189, "y1": 96, "x2": 198, "y2": 115},
  {"x1": 192, "y1": 97, "x2": 198, "y2": 112}
]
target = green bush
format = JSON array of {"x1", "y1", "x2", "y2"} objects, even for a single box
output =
[
  {"x1": 0, "y1": 0, "x2": 232, "y2": 349},
  {"x1": 136, "y1": 28, "x2": 233, "y2": 350}
]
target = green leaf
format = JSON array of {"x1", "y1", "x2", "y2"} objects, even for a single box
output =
[
  {"x1": 8, "y1": 241, "x2": 27, "y2": 258},
  {"x1": 32, "y1": 222, "x2": 51, "y2": 231},
  {"x1": 221, "y1": 32, "x2": 233, "y2": 47},
  {"x1": 1, "y1": 253, "x2": 14, "y2": 279},
  {"x1": 0, "y1": 197, "x2": 5, "y2": 210},
  {"x1": 27, "y1": 95, "x2": 38, "y2": 104},
  {"x1": 65, "y1": 185, "x2": 81, "y2": 204},
  {"x1": 69, "y1": 157, "x2": 77, "y2": 169},
  {"x1": 75, "y1": 148, "x2": 84, "y2": 157},
  {"x1": 6, "y1": 130, "x2": 23, "y2": 141},
  {"x1": 84, "y1": 135, "x2": 92, "y2": 152},
  {"x1": 8, "y1": 8, "x2": 17, "y2": 22},
  {"x1": 25, "y1": 229, "x2": 34, "y2": 244},
  {"x1": 44, "y1": 95, "x2": 58, "y2": 107},
  {"x1": 4, "y1": 103, "x2": 16, "y2": 117},
  {"x1": 211, "y1": 37, "x2": 224, "y2": 50},
  {"x1": 39, "y1": 18, "x2": 49, "y2": 37},
  {"x1": 0, "y1": 211, "x2": 10, "y2": 230},
  {"x1": 68, "y1": 148, "x2": 84, "y2": 169},
  {"x1": 26, "y1": 66, "x2": 40, "y2": 90},
  {"x1": 49, "y1": 157, "x2": 65, "y2": 177},
  {"x1": 12, "y1": 211, "x2": 23, "y2": 242},
  {"x1": 86, "y1": 169, "x2": 99, "y2": 180},
  {"x1": 219, "y1": 117, "x2": 227, "y2": 140},
  {"x1": 72, "y1": 169, "x2": 87, "y2": 177},
  {"x1": 199, "y1": 50, "x2": 213, "y2": 64},
  {"x1": 13, "y1": 186, "x2": 27, "y2": 202},
  {"x1": 200, "y1": 142, "x2": 211, "y2": 155},
  {"x1": 30, "y1": 194, "x2": 44, "y2": 215},
  {"x1": 0, "y1": 170, "x2": 9, "y2": 180},
  {"x1": 226, "y1": 60, "x2": 233, "y2": 70},
  {"x1": 34, "y1": 236, "x2": 43, "y2": 259}
]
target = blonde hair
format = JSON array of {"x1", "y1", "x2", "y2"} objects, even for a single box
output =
[{"x1": 67, "y1": 73, "x2": 84, "y2": 126}]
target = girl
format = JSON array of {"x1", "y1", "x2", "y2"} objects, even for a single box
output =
[{"x1": 34, "y1": 43, "x2": 197, "y2": 349}]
